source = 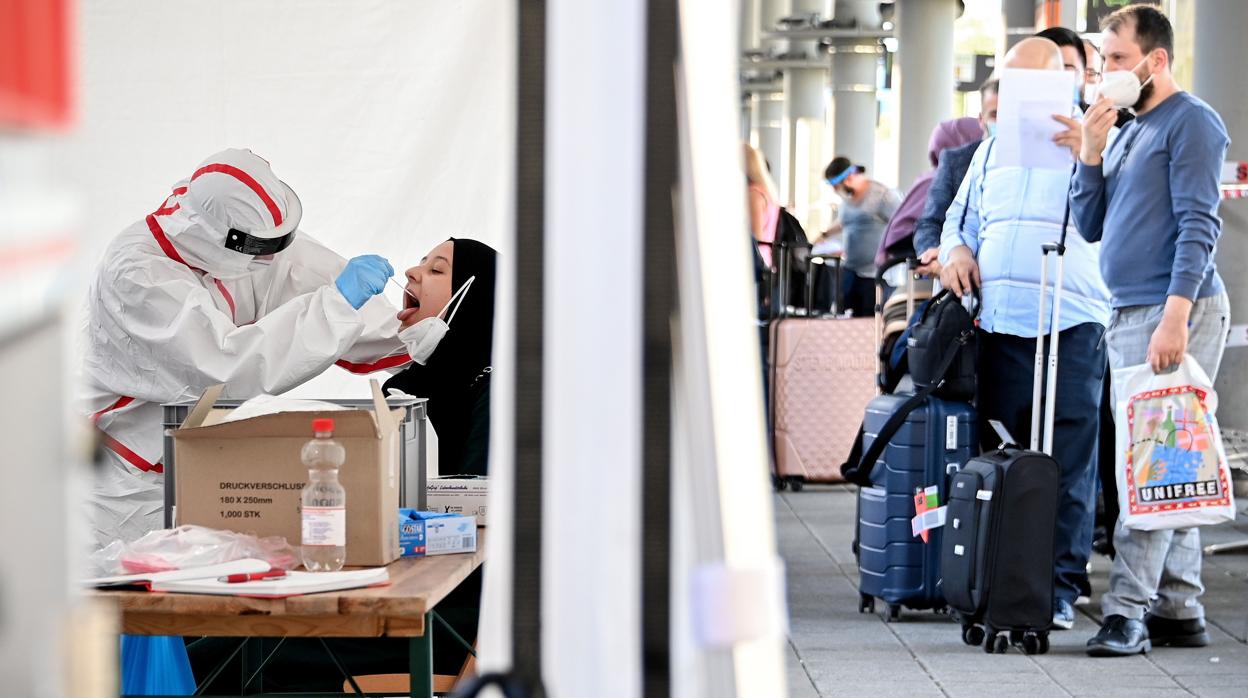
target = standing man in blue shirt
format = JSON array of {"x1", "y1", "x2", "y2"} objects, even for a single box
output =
[
  {"x1": 940, "y1": 37, "x2": 1112, "y2": 632},
  {"x1": 1064, "y1": 4, "x2": 1231, "y2": 657}
]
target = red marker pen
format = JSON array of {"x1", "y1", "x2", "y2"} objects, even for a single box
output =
[{"x1": 218, "y1": 570, "x2": 288, "y2": 584}]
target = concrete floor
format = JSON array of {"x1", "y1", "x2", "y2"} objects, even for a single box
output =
[{"x1": 777, "y1": 485, "x2": 1248, "y2": 698}]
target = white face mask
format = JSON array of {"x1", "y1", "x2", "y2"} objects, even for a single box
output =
[
  {"x1": 398, "y1": 276, "x2": 475, "y2": 365},
  {"x1": 1097, "y1": 55, "x2": 1154, "y2": 109},
  {"x1": 1082, "y1": 82, "x2": 1100, "y2": 108}
]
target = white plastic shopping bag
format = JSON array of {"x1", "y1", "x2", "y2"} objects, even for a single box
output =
[{"x1": 1114, "y1": 354, "x2": 1236, "y2": 530}]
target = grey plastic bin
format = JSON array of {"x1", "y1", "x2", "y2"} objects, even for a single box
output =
[{"x1": 161, "y1": 397, "x2": 427, "y2": 528}]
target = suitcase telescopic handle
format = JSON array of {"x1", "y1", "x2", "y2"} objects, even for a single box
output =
[{"x1": 1030, "y1": 180, "x2": 1075, "y2": 455}]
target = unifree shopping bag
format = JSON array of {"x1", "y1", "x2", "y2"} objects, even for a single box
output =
[{"x1": 1114, "y1": 354, "x2": 1236, "y2": 531}]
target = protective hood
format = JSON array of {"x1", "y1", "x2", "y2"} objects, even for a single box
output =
[{"x1": 153, "y1": 148, "x2": 303, "y2": 278}]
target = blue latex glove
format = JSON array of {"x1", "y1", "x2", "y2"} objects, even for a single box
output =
[{"x1": 335, "y1": 255, "x2": 393, "y2": 309}]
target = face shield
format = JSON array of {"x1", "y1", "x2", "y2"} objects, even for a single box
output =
[{"x1": 224, "y1": 183, "x2": 302, "y2": 256}]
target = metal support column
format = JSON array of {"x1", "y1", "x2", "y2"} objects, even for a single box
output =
[
  {"x1": 1195, "y1": 0, "x2": 1248, "y2": 430},
  {"x1": 829, "y1": 1, "x2": 881, "y2": 176},
  {"x1": 1003, "y1": 0, "x2": 1036, "y2": 51},
  {"x1": 740, "y1": 0, "x2": 761, "y2": 141},
  {"x1": 753, "y1": 0, "x2": 789, "y2": 180},
  {"x1": 783, "y1": 0, "x2": 829, "y2": 216},
  {"x1": 895, "y1": 0, "x2": 957, "y2": 189}
]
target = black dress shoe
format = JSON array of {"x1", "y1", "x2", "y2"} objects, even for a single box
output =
[
  {"x1": 1087, "y1": 615, "x2": 1151, "y2": 657},
  {"x1": 1145, "y1": 614, "x2": 1210, "y2": 647}
]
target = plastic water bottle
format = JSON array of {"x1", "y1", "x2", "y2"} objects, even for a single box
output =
[{"x1": 301, "y1": 418, "x2": 346, "y2": 571}]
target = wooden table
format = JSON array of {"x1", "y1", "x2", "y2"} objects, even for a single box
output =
[{"x1": 95, "y1": 533, "x2": 485, "y2": 698}]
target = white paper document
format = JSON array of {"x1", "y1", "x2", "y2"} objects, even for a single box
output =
[
  {"x1": 996, "y1": 68, "x2": 1077, "y2": 171},
  {"x1": 153, "y1": 567, "x2": 390, "y2": 598},
  {"x1": 84, "y1": 558, "x2": 271, "y2": 588}
]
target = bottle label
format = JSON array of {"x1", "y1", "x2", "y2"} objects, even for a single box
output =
[{"x1": 302, "y1": 506, "x2": 346, "y2": 547}]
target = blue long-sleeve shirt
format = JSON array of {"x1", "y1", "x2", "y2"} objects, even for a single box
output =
[
  {"x1": 1069, "y1": 91, "x2": 1229, "y2": 308},
  {"x1": 913, "y1": 139, "x2": 981, "y2": 253}
]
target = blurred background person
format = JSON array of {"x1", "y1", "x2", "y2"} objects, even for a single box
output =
[
  {"x1": 913, "y1": 80, "x2": 998, "y2": 277},
  {"x1": 819, "y1": 157, "x2": 899, "y2": 316}
]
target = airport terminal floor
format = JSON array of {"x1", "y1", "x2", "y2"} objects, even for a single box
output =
[{"x1": 778, "y1": 487, "x2": 1248, "y2": 697}]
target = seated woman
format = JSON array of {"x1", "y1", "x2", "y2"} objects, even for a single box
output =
[{"x1": 386, "y1": 237, "x2": 497, "y2": 476}]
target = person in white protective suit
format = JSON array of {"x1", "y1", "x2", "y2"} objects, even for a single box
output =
[{"x1": 80, "y1": 148, "x2": 411, "y2": 550}]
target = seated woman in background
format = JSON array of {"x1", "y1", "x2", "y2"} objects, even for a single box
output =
[{"x1": 386, "y1": 237, "x2": 497, "y2": 476}]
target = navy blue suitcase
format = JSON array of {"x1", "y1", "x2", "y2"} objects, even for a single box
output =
[{"x1": 856, "y1": 392, "x2": 977, "y2": 620}]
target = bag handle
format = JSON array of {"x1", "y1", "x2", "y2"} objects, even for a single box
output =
[
  {"x1": 920, "y1": 288, "x2": 982, "y2": 325},
  {"x1": 843, "y1": 328, "x2": 973, "y2": 485}
]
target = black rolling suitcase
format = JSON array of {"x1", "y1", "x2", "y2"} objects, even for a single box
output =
[
  {"x1": 941, "y1": 423, "x2": 1060, "y2": 654},
  {"x1": 941, "y1": 233, "x2": 1073, "y2": 656}
]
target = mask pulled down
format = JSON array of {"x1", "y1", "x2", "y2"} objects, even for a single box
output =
[{"x1": 399, "y1": 276, "x2": 475, "y2": 365}]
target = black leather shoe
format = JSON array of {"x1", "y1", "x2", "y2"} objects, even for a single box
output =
[
  {"x1": 1145, "y1": 614, "x2": 1210, "y2": 648},
  {"x1": 1087, "y1": 615, "x2": 1151, "y2": 657}
]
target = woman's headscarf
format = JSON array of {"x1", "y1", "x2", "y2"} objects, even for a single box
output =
[
  {"x1": 384, "y1": 238, "x2": 497, "y2": 400},
  {"x1": 876, "y1": 117, "x2": 982, "y2": 266}
]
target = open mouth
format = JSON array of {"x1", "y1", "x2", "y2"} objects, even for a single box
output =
[
  {"x1": 404, "y1": 288, "x2": 421, "y2": 311},
  {"x1": 397, "y1": 286, "x2": 421, "y2": 326}
]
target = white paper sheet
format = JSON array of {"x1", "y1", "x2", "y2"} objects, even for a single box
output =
[{"x1": 996, "y1": 68, "x2": 1077, "y2": 171}]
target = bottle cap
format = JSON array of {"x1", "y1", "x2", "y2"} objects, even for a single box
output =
[{"x1": 312, "y1": 418, "x2": 334, "y2": 433}]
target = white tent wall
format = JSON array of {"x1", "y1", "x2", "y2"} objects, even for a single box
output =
[
  {"x1": 53, "y1": 0, "x2": 513, "y2": 409},
  {"x1": 478, "y1": 0, "x2": 787, "y2": 695},
  {"x1": 674, "y1": 0, "x2": 789, "y2": 695},
  {"x1": 476, "y1": 0, "x2": 647, "y2": 694}
]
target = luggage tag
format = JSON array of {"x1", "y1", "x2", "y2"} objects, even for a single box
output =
[{"x1": 911, "y1": 486, "x2": 945, "y2": 540}]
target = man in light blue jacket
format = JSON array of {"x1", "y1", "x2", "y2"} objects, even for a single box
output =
[{"x1": 940, "y1": 37, "x2": 1112, "y2": 631}]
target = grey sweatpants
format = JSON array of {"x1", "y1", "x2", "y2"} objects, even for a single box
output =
[{"x1": 1101, "y1": 292, "x2": 1231, "y2": 621}]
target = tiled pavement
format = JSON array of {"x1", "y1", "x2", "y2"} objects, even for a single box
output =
[{"x1": 778, "y1": 485, "x2": 1248, "y2": 697}]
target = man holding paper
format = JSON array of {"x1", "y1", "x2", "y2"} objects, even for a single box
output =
[{"x1": 939, "y1": 37, "x2": 1111, "y2": 632}]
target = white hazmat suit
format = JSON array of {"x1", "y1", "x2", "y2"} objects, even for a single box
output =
[{"x1": 80, "y1": 149, "x2": 409, "y2": 549}]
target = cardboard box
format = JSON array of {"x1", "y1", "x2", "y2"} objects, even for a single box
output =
[
  {"x1": 398, "y1": 509, "x2": 478, "y2": 557},
  {"x1": 173, "y1": 382, "x2": 402, "y2": 566},
  {"x1": 426, "y1": 475, "x2": 489, "y2": 526}
]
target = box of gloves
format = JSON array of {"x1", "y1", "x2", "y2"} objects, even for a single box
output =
[
  {"x1": 398, "y1": 509, "x2": 478, "y2": 557},
  {"x1": 426, "y1": 475, "x2": 489, "y2": 526},
  {"x1": 171, "y1": 381, "x2": 403, "y2": 566}
]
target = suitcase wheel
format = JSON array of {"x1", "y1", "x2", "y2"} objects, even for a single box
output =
[
  {"x1": 886, "y1": 604, "x2": 901, "y2": 622},
  {"x1": 858, "y1": 593, "x2": 875, "y2": 614},
  {"x1": 787, "y1": 476, "x2": 805, "y2": 492},
  {"x1": 983, "y1": 631, "x2": 1008, "y2": 654},
  {"x1": 961, "y1": 624, "x2": 985, "y2": 647},
  {"x1": 772, "y1": 475, "x2": 787, "y2": 492},
  {"x1": 1018, "y1": 631, "x2": 1050, "y2": 655}
]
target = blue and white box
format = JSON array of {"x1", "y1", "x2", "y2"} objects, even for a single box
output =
[{"x1": 398, "y1": 509, "x2": 478, "y2": 557}]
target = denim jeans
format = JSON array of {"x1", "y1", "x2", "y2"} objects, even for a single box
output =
[{"x1": 1101, "y1": 292, "x2": 1231, "y2": 621}]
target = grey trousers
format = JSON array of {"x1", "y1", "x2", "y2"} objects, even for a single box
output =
[{"x1": 1101, "y1": 292, "x2": 1231, "y2": 621}]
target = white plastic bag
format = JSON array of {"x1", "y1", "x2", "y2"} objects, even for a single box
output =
[
  {"x1": 88, "y1": 525, "x2": 299, "y2": 576},
  {"x1": 218, "y1": 394, "x2": 347, "y2": 423},
  {"x1": 1114, "y1": 354, "x2": 1236, "y2": 531}
]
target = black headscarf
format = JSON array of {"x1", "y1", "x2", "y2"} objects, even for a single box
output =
[
  {"x1": 383, "y1": 238, "x2": 497, "y2": 476},
  {"x1": 384, "y1": 235, "x2": 496, "y2": 394},
  {"x1": 384, "y1": 238, "x2": 497, "y2": 400}
]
